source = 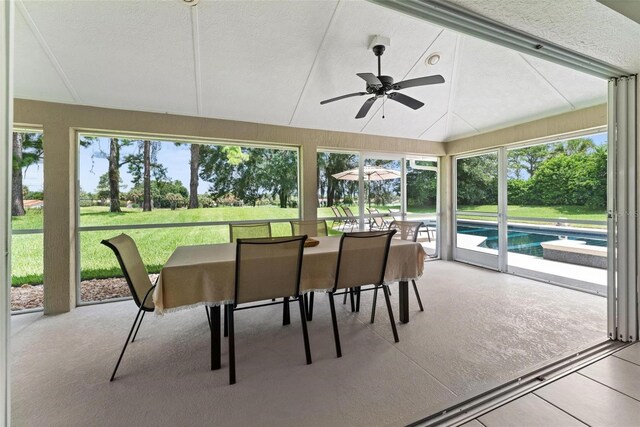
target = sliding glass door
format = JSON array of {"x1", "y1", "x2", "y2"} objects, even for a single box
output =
[
  {"x1": 454, "y1": 151, "x2": 502, "y2": 270},
  {"x1": 454, "y1": 131, "x2": 609, "y2": 293}
]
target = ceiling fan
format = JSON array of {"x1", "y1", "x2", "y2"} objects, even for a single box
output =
[{"x1": 320, "y1": 44, "x2": 445, "y2": 119}]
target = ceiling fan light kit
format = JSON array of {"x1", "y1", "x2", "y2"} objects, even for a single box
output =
[{"x1": 320, "y1": 43, "x2": 445, "y2": 119}]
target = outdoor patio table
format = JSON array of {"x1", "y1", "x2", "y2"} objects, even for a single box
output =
[{"x1": 153, "y1": 236, "x2": 426, "y2": 369}]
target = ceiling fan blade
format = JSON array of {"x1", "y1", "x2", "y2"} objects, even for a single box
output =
[
  {"x1": 393, "y1": 75, "x2": 445, "y2": 90},
  {"x1": 387, "y1": 92, "x2": 424, "y2": 110},
  {"x1": 357, "y1": 73, "x2": 382, "y2": 87},
  {"x1": 320, "y1": 92, "x2": 368, "y2": 105},
  {"x1": 355, "y1": 96, "x2": 378, "y2": 119}
]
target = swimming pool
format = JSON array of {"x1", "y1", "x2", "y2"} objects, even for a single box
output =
[{"x1": 457, "y1": 224, "x2": 607, "y2": 257}]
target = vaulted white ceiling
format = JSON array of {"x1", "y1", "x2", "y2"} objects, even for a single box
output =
[{"x1": 14, "y1": 0, "x2": 613, "y2": 142}]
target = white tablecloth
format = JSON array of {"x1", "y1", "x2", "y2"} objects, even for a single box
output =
[{"x1": 154, "y1": 236, "x2": 426, "y2": 314}]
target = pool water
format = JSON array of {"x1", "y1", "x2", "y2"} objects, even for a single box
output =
[{"x1": 457, "y1": 225, "x2": 607, "y2": 257}]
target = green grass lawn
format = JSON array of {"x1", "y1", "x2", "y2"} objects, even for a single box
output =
[
  {"x1": 11, "y1": 206, "x2": 297, "y2": 286},
  {"x1": 458, "y1": 205, "x2": 606, "y2": 221},
  {"x1": 10, "y1": 204, "x2": 606, "y2": 286}
]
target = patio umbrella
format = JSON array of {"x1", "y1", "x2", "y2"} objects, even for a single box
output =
[{"x1": 332, "y1": 166, "x2": 401, "y2": 207}]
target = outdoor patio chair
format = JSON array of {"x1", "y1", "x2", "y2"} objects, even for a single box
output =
[
  {"x1": 387, "y1": 208, "x2": 401, "y2": 221},
  {"x1": 367, "y1": 207, "x2": 389, "y2": 231},
  {"x1": 329, "y1": 206, "x2": 344, "y2": 231},
  {"x1": 341, "y1": 206, "x2": 359, "y2": 231},
  {"x1": 229, "y1": 222, "x2": 272, "y2": 242},
  {"x1": 373, "y1": 221, "x2": 425, "y2": 319},
  {"x1": 327, "y1": 230, "x2": 398, "y2": 358},
  {"x1": 226, "y1": 235, "x2": 310, "y2": 384},
  {"x1": 290, "y1": 219, "x2": 328, "y2": 237},
  {"x1": 101, "y1": 233, "x2": 159, "y2": 381}
]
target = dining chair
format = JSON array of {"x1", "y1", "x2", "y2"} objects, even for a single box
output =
[
  {"x1": 289, "y1": 219, "x2": 327, "y2": 320},
  {"x1": 101, "y1": 233, "x2": 158, "y2": 381},
  {"x1": 290, "y1": 219, "x2": 328, "y2": 237},
  {"x1": 228, "y1": 221, "x2": 276, "y2": 334},
  {"x1": 226, "y1": 235, "x2": 310, "y2": 384},
  {"x1": 329, "y1": 206, "x2": 344, "y2": 231},
  {"x1": 229, "y1": 222, "x2": 272, "y2": 242},
  {"x1": 327, "y1": 229, "x2": 398, "y2": 358},
  {"x1": 375, "y1": 220, "x2": 425, "y2": 318}
]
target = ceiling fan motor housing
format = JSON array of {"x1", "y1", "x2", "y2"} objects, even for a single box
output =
[{"x1": 367, "y1": 75, "x2": 395, "y2": 95}]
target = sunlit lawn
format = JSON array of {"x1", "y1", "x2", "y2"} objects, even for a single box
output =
[
  {"x1": 456, "y1": 205, "x2": 607, "y2": 226},
  {"x1": 12, "y1": 206, "x2": 298, "y2": 285}
]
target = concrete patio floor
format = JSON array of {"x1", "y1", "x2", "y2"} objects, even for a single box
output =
[{"x1": 10, "y1": 261, "x2": 607, "y2": 426}]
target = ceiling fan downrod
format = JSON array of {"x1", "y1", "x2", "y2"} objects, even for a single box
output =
[{"x1": 373, "y1": 44, "x2": 385, "y2": 77}]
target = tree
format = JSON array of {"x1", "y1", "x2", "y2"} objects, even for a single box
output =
[
  {"x1": 164, "y1": 193, "x2": 184, "y2": 210},
  {"x1": 318, "y1": 152, "x2": 357, "y2": 207},
  {"x1": 251, "y1": 148, "x2": 297, "y2": 208},
  {"x1": 174, "y1": 142, "x2": 203, "y2": 209},
  {"x1": 11, "y1": 132, "x2": 43, "y2": 216},
  {"x1": 552, "y1": 137, "x2": 596, "y2": 156},
  {"x1": 80, "y1": 136, "x2": 134, "y2": 213},
  {"x1": 406, "y1": 169, "x2": 437, "y2": 208},
  {"x1": 96, "y1": 172, "x2": 125, "y2": 203},
  {"x1": 508, "y1": 144, "x2": 550, "y2": 178},
  {"x1": 456, "y1": 154, "x2": 498, "y2": 206},
  {"x1": 189, "y1": 144, "x2": 201, "y2": 209},
  {"x1": 126, "y1": 140, "x2": 165, "y2": 211}
]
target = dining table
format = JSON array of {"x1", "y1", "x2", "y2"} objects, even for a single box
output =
[{"x1": 153, "y1": 235, "x2": 426, "y2": 369}]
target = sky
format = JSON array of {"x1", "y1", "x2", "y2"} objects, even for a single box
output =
[
  {"x1": 23, "y1": 137, "x2": 210, "y2": 193},
  {"x1": 20, "y1": 131, "x2": 608, "y2": 194}
]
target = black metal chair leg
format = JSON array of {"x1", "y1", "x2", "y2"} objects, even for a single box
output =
[
  {"x1": 370, "y1": 285, "x2": 379, "y2": 324},
  {"x1": 355, "y1": 286, "x2": 361, "y2": 312},
  {"x1": 283, "y1": 297, "x2": 291, "y2": 325},
  {"x1": 328, "y1": 292, "x2": 342, "y2": 358},
  {"x1": 412, "y1": 279, "x2": 424, "y2": 311},
  {"x1": 210, "y1": 306, "x2": 221, "y2": 371},
  {"x1": 382, "y1": 285, "x2": 399, "y2": 343},
  {"x1": 224, "y1": 304, "x2": 228, "y2": 337},
  {"x1": 306, "y1": 292, "x2": 314, "y2": 321},
  {"x1": 110, "y1": 306, "x2": 144, "y2": 381},
  {"x1": 227, "y1": 304, "x2": 236, "y2": 385},
  {"x1": 130, "y1": 310, "x2": 146, "y2": 343},
  {"x1": 343, "y1": 289, "x2": 348, "y2": 305},
  {"x1": 349, "y1": 288, "x2": 355, "y2": 312},
  {"x1": 298, "y1": 298, "x2": 312, "y2": 365}
]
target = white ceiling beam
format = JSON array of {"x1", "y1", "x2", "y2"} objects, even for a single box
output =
[
  {"x1": 190, "y1": 5, "x2": 202, "y2": 115},
  {"x1": 16, "y1": 0, "x2": 80, "y2": 102},
  {"x1": 288, "y1": 1, "x2": 341, "y2": 125},
  {"x1": 518, "y1": 53, "x2": 576, "y2": 110},
  {"x1": 418, "y1": 111, "x2": 447, "y2": 138},
  {"x1": 443, "y1": 34, "x2": 462, "y2": 140}
]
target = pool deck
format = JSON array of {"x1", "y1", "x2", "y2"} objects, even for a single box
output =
[{"x1": 422, "y1": 233, "x2": 607, "y2": 294}]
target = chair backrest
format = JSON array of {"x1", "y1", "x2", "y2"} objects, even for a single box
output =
[
  {"x1": 330, "y1": 206, "x2": 342, "y2": 218},
  {"x1": 235, "y1": 236, "x2": 307, "y2": 305},
  {"x1": 334, "y1": 230, "x2": 396, "y2": 291},
  {"x1": 101, "y1": 234, "x2": 154, "y2": 311},
  {"x1": 389, "y1": 220, "x2": 423, "y2": 242},
  {"x1": 290, "y1": 220, "x2": 328, "y2": 237},
  {"x1": 229, "y1": 222, "x2": 272, "y2": 242},
  {"x1": 367, "y1": 208, "x2": 385, "y2": 229},
  {"x1": 343, "y1": 206, "x2": 355, "y2": 217}
]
